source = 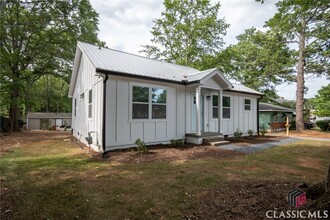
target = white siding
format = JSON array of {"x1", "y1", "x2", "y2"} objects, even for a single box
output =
[
  {"x1": 105, "y1": 76, "x2": 186, "y2": 150},
  {"x1": 71, "y1": 53, "x2": 103, "y2": 151}
]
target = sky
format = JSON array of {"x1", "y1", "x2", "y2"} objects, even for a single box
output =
[{"x1": 89, "y1": 0, "x2": 329, "y2": 100}]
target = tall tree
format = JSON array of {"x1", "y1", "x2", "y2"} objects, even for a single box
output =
[
  {"x1": 215, "y1": 28, "x2": 295, "y2": 97},
  {"x1": 314, "y1": 84, "x2": 330, "y2": 117},
  {"x1": 141, "y1": 0, "x2": 229, "y2": 69},
  {"x1": 0, "y1": 0, "x2": 103, "y2": 131},
  {"x1": 266, "y1": 0, "x2": 330, "y2": 130}
]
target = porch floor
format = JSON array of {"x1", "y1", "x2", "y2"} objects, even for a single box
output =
[{"x1": 185, "y1": 132, "x2": 222, "y2": 138}]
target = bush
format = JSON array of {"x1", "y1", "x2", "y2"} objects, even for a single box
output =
[
  {"x1": 247, "y1": 129, "x2": 254, "y2": 137},
  {"x1": 233, "y1": 128, "x2": 243, "y2": 139},
  {"x1": 316, "y1": 120, "x2": 330, "y2": 131},
  {"x1": 135, "y1": 138, "x2": 148, "y2": 154},
  {"x1": 170, "y1": 139, "x2": 184, "y2": 148}
]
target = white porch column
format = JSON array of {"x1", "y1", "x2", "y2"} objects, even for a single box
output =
[
  {"x1": 196, "y1": 87, "x2": 201, "y2": 136},
  {"x1": 218, "y1": 90, "x2": 223, "y2": 134}
]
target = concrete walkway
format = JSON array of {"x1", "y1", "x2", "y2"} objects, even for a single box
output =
[{"x1": 217, "y1": 137, "x2": 301, "y2": 153}]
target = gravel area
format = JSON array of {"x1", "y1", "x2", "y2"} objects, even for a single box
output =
[{"x1": 217, "y1": 137, "x2": 300, "y2": 153}]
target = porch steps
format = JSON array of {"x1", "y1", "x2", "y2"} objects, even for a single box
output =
[{"x1": 203, "y1": 137, "x2": 230, "y2": 146}]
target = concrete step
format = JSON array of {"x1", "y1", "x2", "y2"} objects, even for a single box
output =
[
  {"x1": 210, "y1": 140, "x2": 231, "y2": 146},
  {"x1": 203, "y1": 136, "x2": 224, "y2": 144}
]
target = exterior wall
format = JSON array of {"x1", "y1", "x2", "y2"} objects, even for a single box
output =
[
  {"x1": 259, "y1": 112, "x2": 273, "y2": 130},
  {"x1": 71, "y1": 53, "x2": 103, "y2": 151},
  {"x1": 220, "y1": 92, "x2": 259, "y2": 135},
  {"x1": 105, "y1": 76, "x2": 186, "y2": 150},
  {"x1": 185, "y1": 87, "x2": 260, "y2": 136},
  {"x1": 28, "y1": 119, "x2": 40, "y2": 130}
]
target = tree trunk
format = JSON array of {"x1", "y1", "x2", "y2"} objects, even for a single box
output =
[
  {"x1": 296, "y1": 18, "x2": 306, "y2": 131},
  {"x1": 9, "y1": 85, "x2": 20, "y2": 132}
]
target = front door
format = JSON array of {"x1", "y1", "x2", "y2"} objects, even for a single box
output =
[{"x1": 192, "y1": 95, "x2": 204, "y2": 132}]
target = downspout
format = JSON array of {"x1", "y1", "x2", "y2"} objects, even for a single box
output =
[
  {"x1": 102, "y1": 74, "x2": 110, "y2": 158},
  {"x1": 257, "y1": 96, "x2": 262, "y2": 135}
]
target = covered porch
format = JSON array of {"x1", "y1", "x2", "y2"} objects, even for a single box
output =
[{"x1": 184, "y1": 68, "x2": 233, "y2": 144}]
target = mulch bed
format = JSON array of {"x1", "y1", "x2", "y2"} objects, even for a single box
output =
[{"x1": 91, "y1": 144, "x2": 244, "y2": 164}]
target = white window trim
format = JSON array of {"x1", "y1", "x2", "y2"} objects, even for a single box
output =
[
  {"x1": 244, "y1": 98, "x2": 251, "y2": 112},
  {"x1": 222, "y1": 95, "x2": 232, "y2": 120},
  {"x1": 129, "y1": 83, "x2": 168, "y2": 122},
  {"x1": 88, "y1": 89, "x2": 92, "y2": 119}
]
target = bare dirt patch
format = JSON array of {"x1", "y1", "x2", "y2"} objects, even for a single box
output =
[
  {"x1": 228, "y1": 135, "x2": 287, "y2": 147},
  {"x1": 91, "y1": 145, "x2": 244, "y2": 164},
  {"x1": 0, "y1": 131, "x2": 71, "y2": 155}
]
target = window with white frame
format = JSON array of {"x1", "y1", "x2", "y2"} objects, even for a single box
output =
[
  {"x1": 88, "y1": 89, "x2": 92, "y2": 118},
  {"x1": 74, "y1": 98, "x2": 77, "y2": 117},
  {"x1": 132, "y1": 86, "x2": 166, "y2": 119},
  {"x1": 222, "y1": 96, "x2": 231, "y2": 119},
  {"x1": 152, "y1": 88, "x2": 166, "y2": 119},
  {"x1": 244, "y1": 99, "x2": 251, "y2": 111},
  {"x1": 212, "y1": 95, "x2": 219, "y2": 118},
  {"x1": 80, "y1": 92, "x2": 84, "y2": 100}
]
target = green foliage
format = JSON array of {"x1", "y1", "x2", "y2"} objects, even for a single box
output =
[
  {"x1": 247, "y1": 129, "x2": 254, "y2": 137},
  {"x1": 217, "y1": 28, "x2": 295, "y2": 93},
  {"x1": 233, "y1": 129, "x2": 243, "y2": 139},
  {"x1": 141, "y1": 0, "x2": 229, "y2": 69},
  {"x1": 170, "y1": 139, "x2": 184, "y2": 148},
  {"x1": 0, "y1": 0, "x2": 103, "y2": 130},
  {"x1": 266, "y1": 0, "x2": 329, "y2": 130},
  {"x1": 314, "y1": 84, "x2": 330, "y2": 117},
  {"x1": 135, "y1": 138, "x2": 148, "y2": 154},
  {"x1": 316, "y1": 120, "x2": 330, "y2": 131}
]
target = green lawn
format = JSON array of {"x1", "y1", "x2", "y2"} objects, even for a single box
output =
[{"x1": 1, "y1": 135, "x2": 329, "y2": 219}]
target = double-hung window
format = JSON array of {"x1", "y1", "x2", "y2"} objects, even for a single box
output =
[
  {"x1": 222, "y1": 96, "x2": 231, "y2": 119},
  {"x1": 132, "y1": 86, "x2": 167, "y2": 119},
  {"x1": 244, "y1": 99, "x2": 251, "y2": 111},
  {"x1": 212, "y1": 95, "x2": 219, "y2": 118},
  {"x1": 88, "y1": 89, "x2": 92, "y2": 118}
]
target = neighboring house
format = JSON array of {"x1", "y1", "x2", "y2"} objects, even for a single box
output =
[
  {"x1": 68, "y1": 42, "x2": 262, "y2": 152},
  {"x1": 26, "y1": 112, "x2": 72, "y2": 130},
  {"x1": 259, "y1": 102, "x2": 295, "y2": 131}
]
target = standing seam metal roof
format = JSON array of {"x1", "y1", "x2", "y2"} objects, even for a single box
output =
[{"x1": 75, "y1": 42, "x2": 262, "y2": 96}]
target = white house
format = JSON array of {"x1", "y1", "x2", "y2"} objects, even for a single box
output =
[{"x1": 68, "y1": 42, "x2": 263, "y2": 153}]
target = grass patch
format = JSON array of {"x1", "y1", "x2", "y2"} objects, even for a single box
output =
[{"x1": 1, "y1": 135, "x2": 329, "y2": 219}]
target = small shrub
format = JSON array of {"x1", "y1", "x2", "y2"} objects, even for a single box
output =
[
  {"x1": 135, "y1": 138, "x2": 148, "y2": 154},
  {"x1": 170, "y1": 139, "x2": 184, "y2": 148},
  {"x1": 233, "y1": 128, "x2": 243, "y2": 139},
  {"x1": 247, "y1": 129, "x2": 254, "y2": 137},
  {"x1": 316, "y1": 120, "x2": 330, "y2": 131}
]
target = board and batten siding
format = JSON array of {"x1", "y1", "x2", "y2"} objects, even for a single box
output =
[
  {"x1": 220, "y1": 92, "x2": 258, "y2": 135},
  {"x1": 72, "y1": 53, "x2": 103, "y2": 151},
  {"x1": 105, "y1": 76, "x2": 186, "y2": 150}
]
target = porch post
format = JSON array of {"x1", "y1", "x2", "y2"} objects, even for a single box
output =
[
  {"x1": 196, "y1": 86, "x2": 201, "y2": 136},
  {"x1": 218, "y1": 90, "x2": 223, "y2": 134}
]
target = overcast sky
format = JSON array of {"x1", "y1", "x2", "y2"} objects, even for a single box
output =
[{"x1": 89, "y1": 0, "x2": 329, "y2": 100}]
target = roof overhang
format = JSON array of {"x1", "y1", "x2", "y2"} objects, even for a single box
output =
[
  {"x1": 199, "y1": 68, "x2": 233, "y2": 90},
  {"x1": 68, "y1": 45, "x2": 82, "y2": 98}
]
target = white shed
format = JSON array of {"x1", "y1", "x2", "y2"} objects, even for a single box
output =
[{"x1": 69, "y1": 42, "x2": 263, "y2": 153}]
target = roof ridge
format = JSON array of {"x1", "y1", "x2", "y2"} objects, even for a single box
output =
[{"x1": 78, "y1": 41, "x2": 198, "y2": 71}]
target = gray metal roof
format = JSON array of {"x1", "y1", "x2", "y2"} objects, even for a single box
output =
[
  {"x1": 71, "y1": 42, "x2": 262, "y2": 96},
  {"x1": 229, "y1": 84, "x2": 263, "y2": 95},
  {"x1": 259, "y1": 102, "x2": 295, "y2": 112},
  {"x1": 27, "y1": 112, "x2": 72, "y2": 119},
  {"x1": 78, "y1": 41, "x2": 198, "y2": 82}
]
